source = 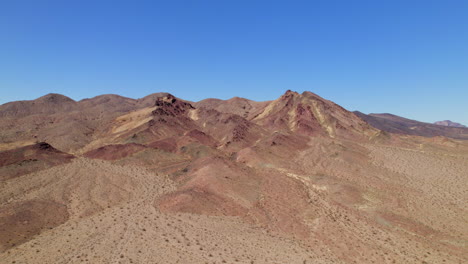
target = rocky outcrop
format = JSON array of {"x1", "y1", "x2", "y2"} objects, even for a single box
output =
[{"x1": 152, "y1": 94, "x2": 194, "y2": 116}]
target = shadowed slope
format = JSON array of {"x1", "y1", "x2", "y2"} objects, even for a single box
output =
[
  {"x1": 0, "y1": 142, "x2": 74, "y2": 180},
  {"x1": 83, "y1": 143, "x2": 147, "y2": 160}
]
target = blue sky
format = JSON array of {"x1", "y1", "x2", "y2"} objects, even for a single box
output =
[{"x1": 1, "y1": 0, "x2": 467, "y2": 125}]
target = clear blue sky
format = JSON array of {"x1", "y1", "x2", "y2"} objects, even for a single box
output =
[{"x1": 1, "y1": 0, "x2": 467, "y2": 125}]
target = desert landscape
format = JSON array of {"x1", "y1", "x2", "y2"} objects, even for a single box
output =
[{"x1": 0, "y1": 90, "x2": 467, "y2": 264}]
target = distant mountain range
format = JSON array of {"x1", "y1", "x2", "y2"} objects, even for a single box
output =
[
  {"x1": 354, "y1": 112, "x2": 468, "y2": 140},
  {"x1": 434, "y1": 120, "x2": 466, "y2": 128}
]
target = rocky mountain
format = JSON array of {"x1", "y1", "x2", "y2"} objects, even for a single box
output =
[
  {"x1": 1, "y1": 91, "x2": 467, "y2": 264},
  {"x1": 434, "y1": 120, "x2": 466, "y2": 127}
]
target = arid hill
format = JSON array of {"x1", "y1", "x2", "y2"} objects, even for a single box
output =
[
  {"x1": 1, "y1": 91, "x2": 467, "y2": 264},
  {"x1": 0, "y1": 142, "x2": 74, "y2": 180}
]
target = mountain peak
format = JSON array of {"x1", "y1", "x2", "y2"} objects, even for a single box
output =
[
  {"x1": 152, "y1": 94, "x2": 194, "y2": 116},
  {"x1": 282, "y1": 89, "x2": 300, "y2": 98},
  {"x1": 37, "y1": 93, "x2": 75, "y2": 103},
  {"x1": 252, "y1": 89, "x2": 375, "y2": 139}
]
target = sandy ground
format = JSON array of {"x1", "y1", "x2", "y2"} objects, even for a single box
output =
[
  {"x1": 0, "y1": 159, "x2": 325, "y2": 264},
  {"x1": 1, "y1": 140, "x2": 467, "y2": 263}
]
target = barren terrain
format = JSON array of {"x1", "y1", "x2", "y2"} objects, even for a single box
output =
[{"x1": 1, "y1": 91, "x2": 467, "y2": 263}]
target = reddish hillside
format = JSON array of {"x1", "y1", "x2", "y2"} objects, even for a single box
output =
[
  {"x1": 0, "y1": 142, "x2": 74, "y2": 180},
  {"x1": 251, "y1": 90, "x2": 376, "y2": 139},
  {"x1": 83, "y1": 143, "x2": 147, "y2": 160},
  {"x1": 195, "y1": 97, "x2": 270, "y2": 119}
]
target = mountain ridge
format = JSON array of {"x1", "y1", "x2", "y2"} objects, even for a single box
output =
[{"x1": 354, "y1": 111, "x2": 468, "y2": 140}]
